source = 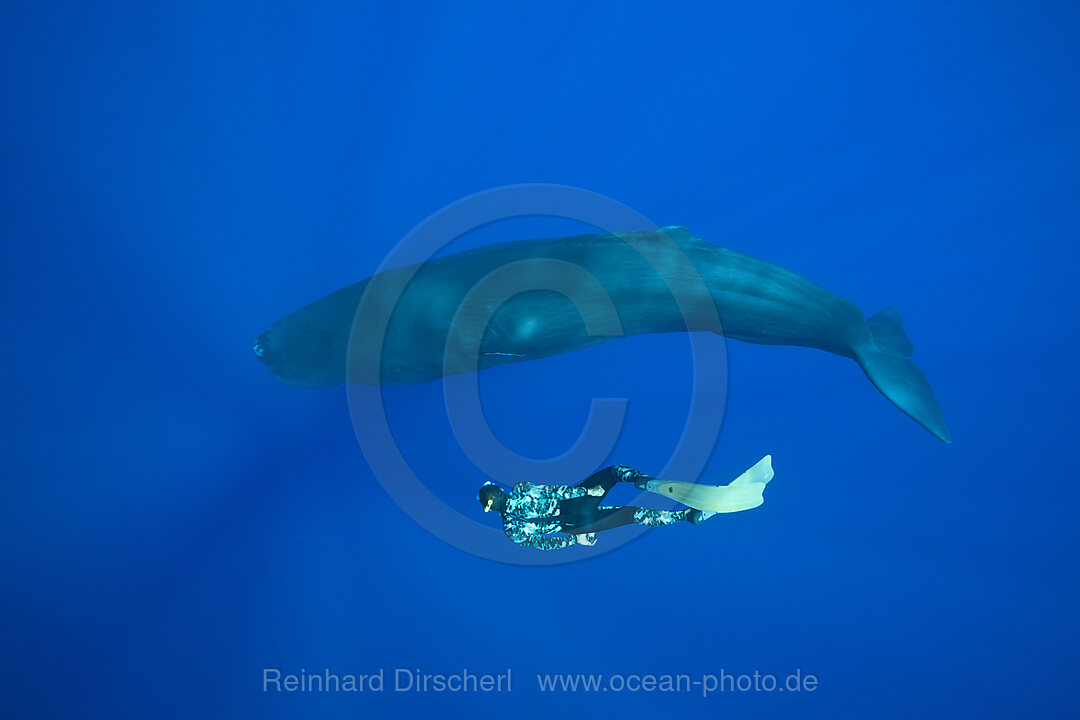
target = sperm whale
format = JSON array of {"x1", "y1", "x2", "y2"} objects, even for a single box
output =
[{"x1": 254, "y1": 226, "x2": 950, "y2": 442}]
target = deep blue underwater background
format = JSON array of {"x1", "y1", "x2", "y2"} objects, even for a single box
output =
[{"x1": 3, "y1": 1, "x2": 1079, "y2": 718}]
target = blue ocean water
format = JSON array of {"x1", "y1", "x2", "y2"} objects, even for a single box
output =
[{"x1": 2, "y1": 1, "x2": 1079, "y2": 717}]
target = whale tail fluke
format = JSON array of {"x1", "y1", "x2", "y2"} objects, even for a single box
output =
[
  {"x1": 856, "y1": 308, "x2": 951, "y2": 444},
  {"x1": 866, "y1": 307, "x2": 914, "y2": 356}
]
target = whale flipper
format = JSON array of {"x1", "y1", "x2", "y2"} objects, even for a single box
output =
[{"x1": 857, "y1": 309, "x2": 951, "y2": 443}]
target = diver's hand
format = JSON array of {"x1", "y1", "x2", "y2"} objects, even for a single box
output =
[
  {"x1": 587, "y1": 485, "x2": 604, "y2": 497},
  {"x1": 575, "y1": 533, "x2": 597, "y2": 546}
]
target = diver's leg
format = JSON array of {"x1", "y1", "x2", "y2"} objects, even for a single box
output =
[
  {"x1": 630, "y1": 507, "x2": 691, "y2": 527},
  {"x1": 575, "y1": 465, "x2": 651, "y2": 500},
  {"x1": 571, "y1": 506, "x2": 691, "y2": 534},
  {"x1": 569, "y1": 506, "x2": 638, "y2": 534},
  {"x1": 576, "y1": 466, "x2": 623, "y2": 494},
  {"x1": 563, "y1": 467, "x2": 622, "y2": 515},
  {"x1": 562, "y1": 466, "x2": 659, "y2": 525}
]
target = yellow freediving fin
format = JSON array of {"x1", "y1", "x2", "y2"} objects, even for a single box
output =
[{"x1": 642, "y1": 455, "x2": 774, "y2": 513}]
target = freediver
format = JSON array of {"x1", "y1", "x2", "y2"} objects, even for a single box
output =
[{"x1": 477, "y1": 465, "x2": 714, "y2": 550}]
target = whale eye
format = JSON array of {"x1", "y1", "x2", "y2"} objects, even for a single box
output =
[{"x1": 253, "y1": 330, "x2": 275, "y2": 361}]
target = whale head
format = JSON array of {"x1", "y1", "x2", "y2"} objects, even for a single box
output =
[{"x1": 253, "y1": 320, "x2": 342, "y2": 388}]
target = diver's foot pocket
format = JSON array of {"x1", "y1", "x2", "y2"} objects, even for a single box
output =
[
  {"x1": 686, "y1": 509, "x2": 716, "y2": 525},
  {"x1": 613, "y1": 465, "x2": 652, "y2": 490}
]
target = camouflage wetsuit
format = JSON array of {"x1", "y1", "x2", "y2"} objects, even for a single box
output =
[{"x1": 500, "y1": 465, "x2": 690, "y2": 550}]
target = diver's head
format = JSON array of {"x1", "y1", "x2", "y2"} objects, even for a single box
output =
[{"x1": 477, "y1": 482, "x2": 506, "y2": 513}]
